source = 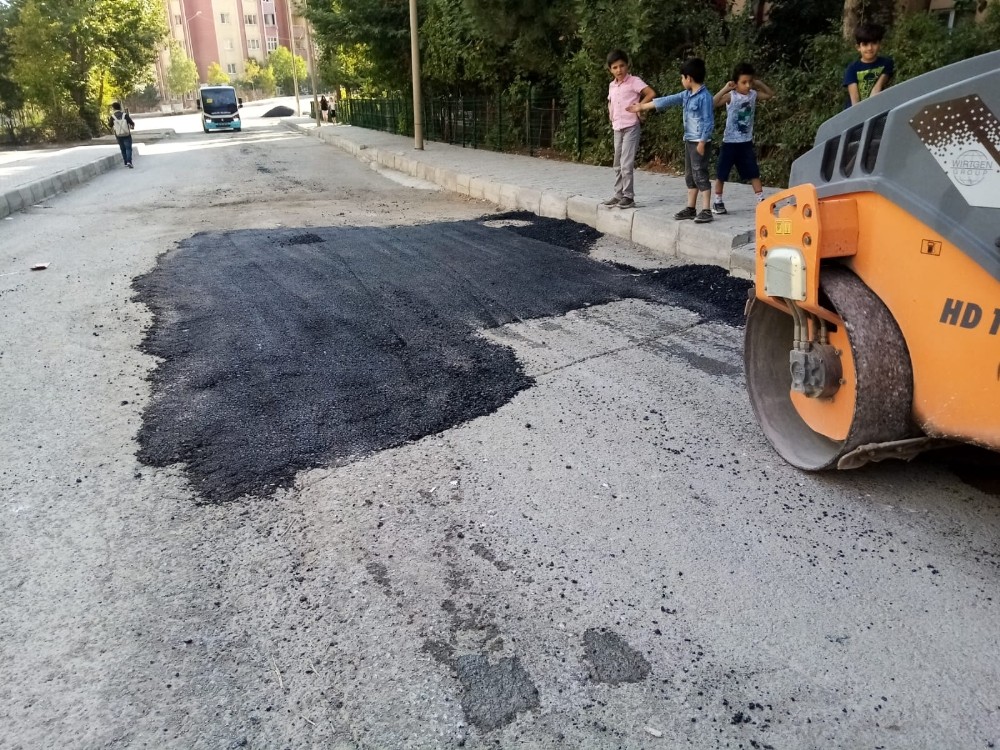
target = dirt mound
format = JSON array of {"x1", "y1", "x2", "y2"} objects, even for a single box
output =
[{"x1": 262, "y1": 106, "x2": 294, "y2": 118}]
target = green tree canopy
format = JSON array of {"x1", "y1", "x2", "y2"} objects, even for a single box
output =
[
  {"x1": 166, "y1": 44, "x2": 199, "y2": 97},
  {"x1": 305, "y1": 0, "x2": 411, "y2": 93},
  {"x1": 206, "y1": 61, "x2": 231, "y2": 85},
  {"x1": 236, "y1": 58, "x2": 276, "y2": 98},
  {"x1": 0, "y1": 3, "x2": 26, "y2": 116},
  {"x1": 6, "y1": 0, "x2": 166, "y2": 135},
  {"x1": 267, "y1": 45, "x2": 308, "y2": 94}
]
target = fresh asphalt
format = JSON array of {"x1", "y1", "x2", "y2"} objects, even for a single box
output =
[{"x1": 134, "y1": 213, "x2": 750, "y2": 502}]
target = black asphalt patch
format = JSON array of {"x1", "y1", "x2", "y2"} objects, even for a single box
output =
[
  {"x1": 453, "y1": 654, "x2": 540, "y2": 732},
  {"x1": 133, "y1": 217, "x2": 750, "y2": 502},
  {"x1": 582, "y1": 628, "x2": 652, "y2": 685}
]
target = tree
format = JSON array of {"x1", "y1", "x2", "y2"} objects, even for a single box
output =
[
  {"x1": 305, "y1": 0, "x2": 411, "y2": 93},
  {"x1": 206, "y1": 61, "x2": 230, "y2": 85},
  {"x1": 6, "y1": 0, "x2": 166, "y2": 135},
  {"x1": 166, "y1": 44, "x2": 199, "y2": 98},
  {"x1": 841, "y1": 0, "x2": 897, "y2": 40},
  {"x1": 0, "y1": 3, "x2": 26, "y2": 113},
  {"x1": 267, "y1": 46, "x2": 307, "y2": 94},
  {"x1": 235, "y1": 58, "x2": 276, "y2": 98}
]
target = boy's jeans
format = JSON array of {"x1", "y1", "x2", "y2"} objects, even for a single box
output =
[
  {"x1": 116, "y1": 135, "x2": 133, "y2": 165},
  {"x1": 612, "y1": 124, "x2": 641, "y2": 199}
]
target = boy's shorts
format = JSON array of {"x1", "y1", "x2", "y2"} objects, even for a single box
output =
[
  {"x1": 684, "y1": 141, "x2": 712, "y2": 192},
  {"x1": 717, "y1": 141, "x2": 760, "y2": 181}
]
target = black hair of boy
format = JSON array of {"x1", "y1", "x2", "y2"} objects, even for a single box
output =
[
  {"x1": 854, "y1": 24, "x2": 885, "y2": 45},
  {"x1": 607, "y1": 49, "x2": 629, "y2": 68},
  {"x1": 111, "y1": 101, "x2": 122, "y2": 111},
  {"x1": 732, "y1": 62, "x2": 755, "y2": 82},
  {"x1": 680, "y1": 58, "x2": 706, "y2": 84}
]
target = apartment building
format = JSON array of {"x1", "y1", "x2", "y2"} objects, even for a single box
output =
[{"x1": 154, "y1": 0, "x2": 308, "y2": 99}]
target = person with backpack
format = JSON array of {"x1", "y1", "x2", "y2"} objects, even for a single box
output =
[{"x1": 107, "y1": 101, "x2": 135, "y2": 168}]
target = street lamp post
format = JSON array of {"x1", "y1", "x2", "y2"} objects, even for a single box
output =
[
  {"x1": 285, "y1": 0, "x2": 301, "y2": 116},
  {"x1": 181, "y1": 9, "x2": 203, "y2": 103},
  {"x1": 408, "y1": 0, "x2": 423, "y2": 149},
  {"x1": 181, "y1": 9, "x2": 202, "y2": 63},
  {"x1": 304, "y1": 19, "x2": 321, "y2": 127}
]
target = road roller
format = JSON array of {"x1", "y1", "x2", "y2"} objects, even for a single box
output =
[{"x1": 744, "y1": 50, "x2": 1000, "y2": 470}]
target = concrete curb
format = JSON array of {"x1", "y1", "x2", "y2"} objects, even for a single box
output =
[
  {"x1": 294, "y1": 121, "x2": 757, "y2": 278},
  {"x1": 0, "y1": 153, "x2": 120, "y2": 220}
]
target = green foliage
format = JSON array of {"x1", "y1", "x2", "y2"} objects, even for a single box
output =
[
  {"x1": 267, "y1": 46, "x2": 308, "y2": 94},
  {"x1": 759, "y1": 0, "x2": 842, "y2": 64},
  {"x1": 236, "y1": 58, "x2": 276, "y2": 98},
  {"x1": 421, "y1": 0, "x2": 505, "y2": 92},
  {"x1": 206, "y1": 62, "x2": 231, "y2": 85},
  {"x1": 886, "y1": 5, "x2": 1000, "y2": 81},
  {"x1": 5, "y1": 0, "x2": 166, "y2": 137},
  {"x1": 326, "y1": 0, "x2": 1000, "y2": 184},
  {"x1": 305, "y1": 0, "x2": 411, "y2": 93},
  {"x1": 0, "y1": 3, "x2": 26, "y2": 116},
  {"x1": 166, "y1": 45, "x2": 199, "y2": 97}
]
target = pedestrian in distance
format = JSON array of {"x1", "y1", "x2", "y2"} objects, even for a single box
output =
[
  {"x1": 320, "y1": 95, "x2": 329, "y2": 121},
  {"x1": 603, "y1": 49, "x2": 656, "y2": 210},
  {"x1": 628, "y1": 57, "x2": 715, "y2": 223},
  {"x1": 108, "y1": 101, "x2": 135, "y2": 168},
  {"x1": 711, "y1": 63, "x2": 774, "y2": 214},
  {"x1": 844, "y1": 23, "x2": 894, "y2": 107}
]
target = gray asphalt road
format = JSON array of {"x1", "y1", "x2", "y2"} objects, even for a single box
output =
[{"x1": 0, "y1": 120, "x2": 998, "y2": 750}]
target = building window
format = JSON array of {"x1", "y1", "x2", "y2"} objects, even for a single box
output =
[
  {"x1": 266, "y1": 38, "x2": 278, "y2": 51},
  {"x1": 174, "y1": 14, "x2": 182, "y2": 25},
  {"x1": 263, "y1": 13, "x2": 276, "y2": 25},
  {"x1": 220, "y1": 12, "x2": 231, "y2": 24},
  {"x1": 227, "y1": 63, "x2": 238, "y2": 74},
  {"x1": 245, "y1": 14, "x2": 258, "y2": 25},
  {"x1": 224, "y1": 39, "x2": 234, "y2": 50},
  {"x1": 248, "y1": 38, "x2": 261, "y2": 50}
]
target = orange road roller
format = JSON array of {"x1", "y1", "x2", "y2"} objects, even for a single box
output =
[{"x1": 744, "y1": 50, "x2": 1000, "y2": 470}]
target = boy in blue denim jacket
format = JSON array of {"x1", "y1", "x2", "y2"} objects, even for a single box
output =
[{"x1": 629, "y1": 58, "x2": 715, "y2": 223}]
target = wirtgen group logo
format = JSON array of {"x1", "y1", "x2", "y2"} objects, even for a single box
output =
[
  {"x1": 952, "y1": 150, "x2": 991, "y2": 186},
  {"x1": 910, "y1": 94, "x2": 1000, "y2": 209}
]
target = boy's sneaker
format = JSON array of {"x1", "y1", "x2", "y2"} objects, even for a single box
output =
[
  {"x1": 674, "y1": 206, "x2": 697, "y2": 220},
  {"x1": 694, "y1": 209, "x2": 714, "y2": 223},
  {"x1": 711, "y1": 201, "x2": 727, "y2": 214},
  {"x1": 616, "y1": 197, "x2": 635, "y2": 209},
  {"x1": 601, "y1": 196, "x2": 621, "y2": 206}
]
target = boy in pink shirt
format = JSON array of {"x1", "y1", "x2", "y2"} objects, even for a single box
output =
[{"x1": 605, "y1": 49, "x2": 655, "y2": 209}]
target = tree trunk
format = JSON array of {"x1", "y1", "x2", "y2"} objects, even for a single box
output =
[{"x1": 842, "y1": 0, "x2": 865, "y2": 40}]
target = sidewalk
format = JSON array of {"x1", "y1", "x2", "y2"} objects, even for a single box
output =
[
  {"x1": 0, "y1": 130, "x2": 176, "y2": 221},
  {"x1": 0, "y1": 144, "x2": 123, "y2": 219},
  {"x1": 289, "y1": 119, "x2": 760, "y2": 277}
]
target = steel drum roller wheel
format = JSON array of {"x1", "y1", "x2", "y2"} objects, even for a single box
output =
[{"x1": 744, "y1": 266, "x2": 915, "y2": 470}]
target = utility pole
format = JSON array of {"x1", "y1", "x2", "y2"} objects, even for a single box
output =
[
  {"x1": 285, "y1": 0, "x2": 301, "y2": 116},
  {"x1": 408, "y1": 0, "x2": 423, "y2": 149},
  {"x1": 305, "y1": 18, "x2": 321, "y2": 127}
]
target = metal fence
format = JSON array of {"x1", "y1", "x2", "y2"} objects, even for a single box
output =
[{"x1": 340, "y1": 87, "x2": 585, "y2": 160}]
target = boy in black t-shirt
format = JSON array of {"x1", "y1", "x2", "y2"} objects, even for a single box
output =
[{"x1": 843, "y1": 23, "x2": 894, "y2": 107}]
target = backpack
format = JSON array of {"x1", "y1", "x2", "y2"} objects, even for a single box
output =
[{"x1": 112, "y1": 111, "x2": 131, "y2": 137}]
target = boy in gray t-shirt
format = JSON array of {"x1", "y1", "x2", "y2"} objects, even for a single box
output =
[{"x1": 711, "y1": 63, "x2": 774, "y2": 214}]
